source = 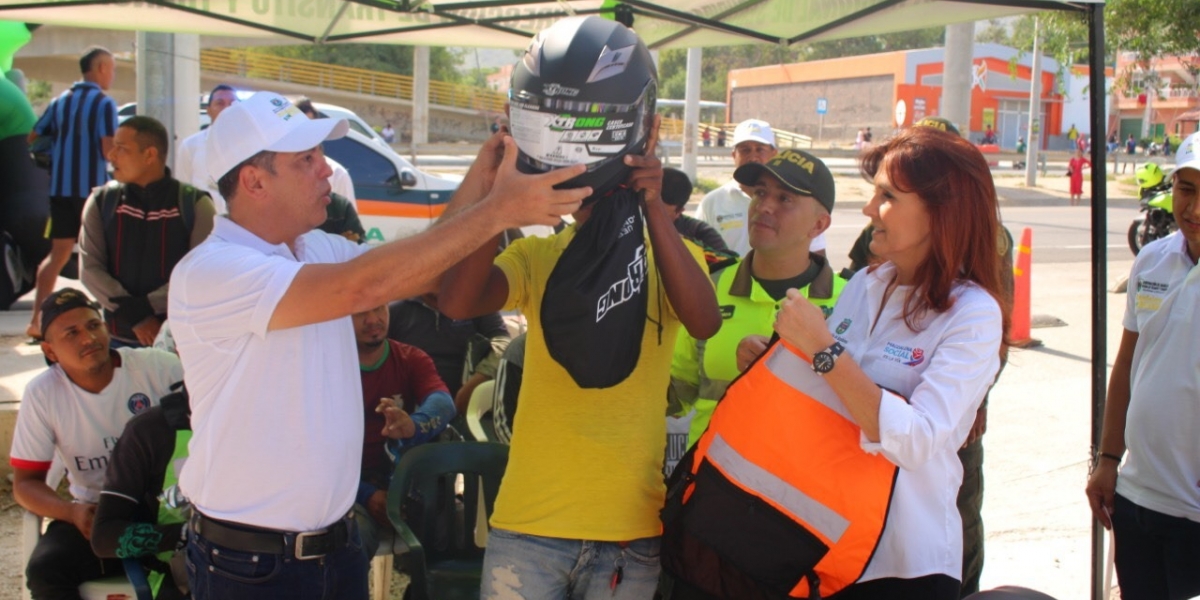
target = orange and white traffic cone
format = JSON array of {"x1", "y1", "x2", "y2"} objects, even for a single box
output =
[{"x1": 1009, "y1": 227, "x2": 1042, "y2": 348}]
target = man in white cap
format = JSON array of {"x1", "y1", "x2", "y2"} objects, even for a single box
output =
[
  {"x1": 695, "y1": 118, "x2": 826, "y2": 256},
  {"x1": 1086, "y1": 131, "x2": 1200, "y2": 600},
  {"x1": 167, "y1": 92, "x2": 587, "y2": 599}
]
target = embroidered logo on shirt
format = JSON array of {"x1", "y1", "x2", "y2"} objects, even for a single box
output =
[
  {"x1": 882, "y1": 342, "x2": 926, "y2": 367},
  {"x1": 127, "y1": 393, "x2": 151, "y2": 414},
  {"x1": 836, "y1": 318, "x2": 852, "y2": 334}
]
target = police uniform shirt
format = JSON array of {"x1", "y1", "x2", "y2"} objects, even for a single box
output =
[{"x1": 10, "y1": 348, "x2": 182, "y2": 503}]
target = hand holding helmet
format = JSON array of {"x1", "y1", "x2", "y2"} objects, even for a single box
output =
[
  {"x1": 507, "y1": 16, "x2": 658, "y2": 199},
  {"x1": 481, "y1": 136, "x2": 589, "y2": 229},
  {"x1": 624, "y1": 114, "x2": 665, "y2": 209}
]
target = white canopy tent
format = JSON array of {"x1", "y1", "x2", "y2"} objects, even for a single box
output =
[
  {"x1": 0, "y1": 0, "x2": 1091, "y2": 49},
  {"x1": 1, "y1": 2, "x2": 1111, "y2": 597}
]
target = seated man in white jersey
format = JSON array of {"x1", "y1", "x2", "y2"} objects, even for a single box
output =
[
  {"x1": 10, "y1": 288, "x2": 183, "y2": 600},
  {"x1": 695, "y1": 118, "x2": 827, "y2": 257}
]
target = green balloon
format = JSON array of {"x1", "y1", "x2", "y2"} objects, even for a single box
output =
[{"x1": 0, "y1": 21, "x2": 32, "y2": 73}]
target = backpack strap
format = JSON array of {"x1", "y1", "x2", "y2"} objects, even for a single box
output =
[
  {"x1": 176, "y1": 183, "x2": 199, "y2": 233},
  {"x1": 97, "y1": 181, "x2": 124, "y2": 229}
]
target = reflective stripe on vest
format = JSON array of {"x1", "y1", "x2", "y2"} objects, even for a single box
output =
[
  {"x1": 686, "y1": 261, "x2": 846, "y2": 445},
  {"x1": 683, "y1": 341, "x2": 898, "y2": 598}
]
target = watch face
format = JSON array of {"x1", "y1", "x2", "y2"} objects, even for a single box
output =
[{"x1": 813, "y1": 352, "x2": 834, "y2": 373}]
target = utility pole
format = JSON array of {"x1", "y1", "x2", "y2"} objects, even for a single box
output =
[
  {"x1": 1024, "y1": 17, "x2": 1042, "y2": 187},
  {"x1": 683, "y1": 47, "x2": 701, "y2": 181},
  {"x1": 941, "y1": 22, "x2": 975, "y2": 135}
]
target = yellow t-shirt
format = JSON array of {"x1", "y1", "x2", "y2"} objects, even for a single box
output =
[{"x1": 492, "y1": 224, "x2": 705, "y2": 541}]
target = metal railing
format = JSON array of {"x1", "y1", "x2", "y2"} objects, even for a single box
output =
[
  {"x1": 199, "y1": 48, "x2": 508, "y2": 114},
  {"x1": 660, "y1": 119, "x2": 814, "y2": 149}
]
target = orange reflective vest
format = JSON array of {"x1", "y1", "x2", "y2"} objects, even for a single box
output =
[{"x1": 661, "y1": 340, "x2": 898, "y2": 599}]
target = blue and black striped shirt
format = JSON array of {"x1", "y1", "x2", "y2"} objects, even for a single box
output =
[{"x1": 33, "y1": 81, "x2": 117, "y2": 199}]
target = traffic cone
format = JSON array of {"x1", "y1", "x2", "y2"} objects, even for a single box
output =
[{"x1": 1010, "y1": 227, "x2": 1041, "y2": 348}]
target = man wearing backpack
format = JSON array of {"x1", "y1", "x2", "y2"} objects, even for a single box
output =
[{"x1": 80, "y1": 116, "x2": 216, "y2": 347}]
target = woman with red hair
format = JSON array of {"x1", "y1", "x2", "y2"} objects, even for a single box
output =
[{"x1": 774, "y1": 126, "x2": 1011, "y2": 598}]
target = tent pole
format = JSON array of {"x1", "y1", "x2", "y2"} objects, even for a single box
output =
[{"x1": 1087, "y1": 3, "x2": 1107, "y2": 600}]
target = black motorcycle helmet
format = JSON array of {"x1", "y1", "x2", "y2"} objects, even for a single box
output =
[{"x1": 508, "y1": 16, "x2": 657, "y2": 198}]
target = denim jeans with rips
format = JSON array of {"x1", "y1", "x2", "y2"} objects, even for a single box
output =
[{"x1": 480, "y1": 528, "x2": 661, "y2": 600}]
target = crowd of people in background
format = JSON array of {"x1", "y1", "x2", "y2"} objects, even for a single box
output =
[{"x1": 5, "y1": 16, "x2": 1198, "y2": 600}]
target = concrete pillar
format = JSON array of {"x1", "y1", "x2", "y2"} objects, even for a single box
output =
[
  {"x1": 940, "y1": 22, "x2": 974, "y2": 135},
  {"x1": 1140, "y1": 74, "x2": 1154, "y2": 139},
  {"x1": 1024, "y1": 18, "x2": 1042, "y2": 187},
  {"x1": 412, "y1": 45, "x2": 429, "y2": 148},
  {"x1": 135, "y1": 32, "x2": 200, "y2": 172},
  {"x1": 682, "y1": 47, "x2": 701, "y2": 181}
]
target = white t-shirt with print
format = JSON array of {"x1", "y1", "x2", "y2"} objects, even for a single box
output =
[
  {"x1": 1116, "y1": 232, "x2": 1200, "y2": 521},
  {"x1": 10, "y1": 348, "x2": 183, "y2": 503}
]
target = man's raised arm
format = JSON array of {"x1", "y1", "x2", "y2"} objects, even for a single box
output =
[{"x1": 269, "y1": 140, "x2": 587, "y2": 331}]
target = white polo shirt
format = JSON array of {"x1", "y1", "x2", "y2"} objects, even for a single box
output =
[
  {"x1": 695, "y1": 179, "x2": 826, "y2": 257},
  {"x1": 175, "y1": 129, "x2": 226, "y2": 214},
  {"x1": 826, "y1": 263, "x2": 1002, "y2": 582},
  {"x1": 10, "y1": 348, "x2": 182, "y2": 503},
  {"x1": 169, "y1": 217, "x2": 368, "y2": 531},
  {"x1": 1116, "y1": 232, "x2": 1200, "y2": 522},
  {"x1": 326, "y1": 156, "x2": 356, "y2": 205}
]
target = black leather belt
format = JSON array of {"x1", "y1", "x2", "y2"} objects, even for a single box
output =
[{"x1": 189, "y1": 511, "x2": 352, "y2": 560}]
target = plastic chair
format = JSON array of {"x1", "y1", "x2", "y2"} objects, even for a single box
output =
[
  {"x1": 464, "y1": 380, "x2": 496, "y2": 442},
  {"x1": 386, "y1": 442, "x2": 509, "y2": 600},
  {"x1": 20, "y1": 455, "x2": 142, "y2": 600}
]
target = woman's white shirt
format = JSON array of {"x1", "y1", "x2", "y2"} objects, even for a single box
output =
[{"x1": 827, "y1": 262, "x2": 1002, "y2": 582}]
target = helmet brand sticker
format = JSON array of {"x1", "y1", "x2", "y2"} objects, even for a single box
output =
[
  {"x1": 543, "y1": 83, "x2": 580, "y2": 97},
  {"x1": 587, "y1": 44, "x2": 636, "y2": 83}
]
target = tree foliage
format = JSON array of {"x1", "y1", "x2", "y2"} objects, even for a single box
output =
[
  {"x1": 657, "y1": 28, "x2": 945, "y2": 102},
  {"x1": 977, "y1": 0, "x2": 1200, "y2": 92},
  {"x1": 250, "y1": 44, "x2": 463, "y2": 83}
]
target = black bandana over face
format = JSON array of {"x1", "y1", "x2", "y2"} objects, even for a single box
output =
[{"x1": 541, "y1": 187, "x2": 648, "y2": 389}]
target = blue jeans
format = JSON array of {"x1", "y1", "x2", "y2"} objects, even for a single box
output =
[
  {"x1": 185, "y1": 520, "x2": 369, "y2": 600},
  {"x1": 480, "y1": 528, "x2": 660, "y2": 600}
]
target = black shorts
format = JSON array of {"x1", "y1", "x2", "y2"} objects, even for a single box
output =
[{"x1": 47, "y1": 196, "x2": 87, "y2": 240}]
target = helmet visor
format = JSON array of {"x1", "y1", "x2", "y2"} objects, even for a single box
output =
[{"x1": 508, "y1": 91, "x2": 650, "y2": 172}]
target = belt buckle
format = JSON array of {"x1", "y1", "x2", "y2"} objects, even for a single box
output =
[{"x1": 293, "y1": 529, "x2": 329, "y2": 560}]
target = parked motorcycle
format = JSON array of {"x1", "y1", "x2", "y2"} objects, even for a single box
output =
[{"x1": 1128, "y1": 162, "x2": 1176, "y2": 255}]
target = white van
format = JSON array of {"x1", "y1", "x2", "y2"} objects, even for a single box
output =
[{"x1": 322, "y1": 129, "x2": 461, "y2": 244}]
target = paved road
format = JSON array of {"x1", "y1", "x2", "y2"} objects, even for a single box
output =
[{"x1": 822, "y1": 204, "x2": 1142, "y2": 268}]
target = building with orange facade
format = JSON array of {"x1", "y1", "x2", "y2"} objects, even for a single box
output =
[
  {"x1": 726, "y1": 43, "x2": 1109, "y2": 150},
  {"x1": 1111, "y1": 53, "x2": 1200, "y2": 142}
]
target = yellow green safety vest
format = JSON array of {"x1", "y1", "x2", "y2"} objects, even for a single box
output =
[
  {"x1": 670, "y1": 252, "x2": 846, "y2": 446},
  {"x1": 148, "y1": 430, "x2": 191, "y2": 598}
]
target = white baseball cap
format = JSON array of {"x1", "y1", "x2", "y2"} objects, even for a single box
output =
[
  {"x1": 732, "y1": 119, "x2": 776, "y2": 147},
  {"x1": 1176, "y1": 131, "x2": 1200, "y2": 174},
  {"x1": 205, "y1": 91, "x2": 349, "y2": 187}
]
